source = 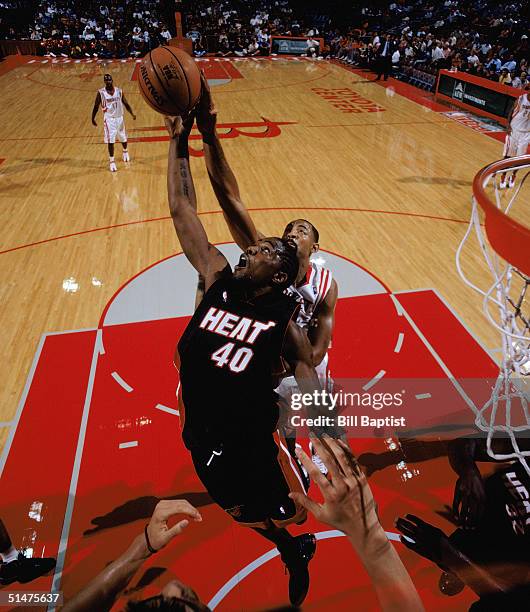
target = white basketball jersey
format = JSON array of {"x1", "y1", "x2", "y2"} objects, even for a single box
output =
[
  {"x1": 99, "y1": 87, "x2": 124, "y2": 119},
  {"x1": 285, "y1": 262, "x2": 333, "y2": 328},
  {"x1": 510, "y1": 94, "x2": 530, "y2": 133}
]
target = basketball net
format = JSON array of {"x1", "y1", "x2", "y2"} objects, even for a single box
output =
[{"x1": 456, "y1": 155, "x2": 530, "y2": 473}]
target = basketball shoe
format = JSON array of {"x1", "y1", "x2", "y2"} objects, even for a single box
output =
[
  {"x1": 0, "y1": 552, "x2": 56, "y2": 585},
  {"x1": 508, "y1": 175, "x2": 515, "y2": 188},
  {"x1": 123, "y1": 151, "x2": 130, "y2": 163},
  {"x1": 109, "y1": 161, "x2": 117, "y2": 172},
  {"x1": 499, "y1": 178, "x2": 507, "y2": 189},
  {"x1": 280, "y1": 533, "x2": 316, "y2": 606}
]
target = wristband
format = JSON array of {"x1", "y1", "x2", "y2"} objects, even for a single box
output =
[{"x1": 144, "y1": 524, "x2": 158, "y2": 554}]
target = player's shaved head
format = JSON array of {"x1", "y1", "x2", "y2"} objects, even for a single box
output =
[{"x1": 284, "y1": 219, "x2": 319, "y2": 243}]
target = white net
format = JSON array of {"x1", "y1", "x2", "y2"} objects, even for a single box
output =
[{"x1": 456, "y1": 158, "x2": 530, "y2": 473}]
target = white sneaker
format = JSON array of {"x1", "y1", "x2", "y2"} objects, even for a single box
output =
[
  {"x1": 508, "y1": 175, "x2": 515, "y2": 188},
  {"x1": 499, "y1": 179, "x2": 507, "y2": 189},
  {"x1": 109, "y1": 161, "x2": 117, "y2": 172},
  {"x1": 122, "y1": 151, "x2": 130, "y2": 163}
]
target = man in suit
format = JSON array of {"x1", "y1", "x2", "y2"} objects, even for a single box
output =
[{"x1": 375, "y1": 34, "x2": 396, "y2": 81}]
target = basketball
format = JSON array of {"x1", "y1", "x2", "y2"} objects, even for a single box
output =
[{"x1": 137, "y1": 46, "x2": 201, "y2": 116}]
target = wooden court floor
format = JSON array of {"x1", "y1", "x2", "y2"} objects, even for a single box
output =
[
  {"x1": 0, "y1": 55, "x2": 524, "y2": 609},
  {"x1": 0, "y1": 55, "x2": 512, "y2": 436}
]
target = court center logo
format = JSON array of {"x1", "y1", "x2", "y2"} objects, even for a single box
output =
[{"x1": 129, "y1": 118, "x2": 297, "y2": 156}]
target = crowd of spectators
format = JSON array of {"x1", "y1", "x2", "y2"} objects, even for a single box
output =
[
  {"x1": 183, "y1": 1, "x2": 329, "y2": 58},
  {"x1": 0, "y1": 1, "x2": 175, "y2": 58},
  {"x1": 330, "y1": 1, "x2": 529, "y2": 89},
  {"x1": 0, "y1": 1, "x2": 528, "y2": 86}
]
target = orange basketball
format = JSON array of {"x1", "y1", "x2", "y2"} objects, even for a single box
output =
[{"x1": 137, "y1": 46, "x2": 201, "y2": 116}]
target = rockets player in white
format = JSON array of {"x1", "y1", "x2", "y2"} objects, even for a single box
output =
[
  {"x1": 500, "y1": 82, "x2": 530, "y2": 189},
  {"x1": 91, "y1": 74, "x2": 136, "y2": 172},
  {"x1": 195, "y1": 76, "x2": 339, "y2": 470}
]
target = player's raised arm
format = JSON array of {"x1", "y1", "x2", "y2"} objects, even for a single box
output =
[
  {"x1": 91, "y1": 92, "x2": 101, "y2": 126},
  {"x1": 196, "y1": 73, "x2": 263, "y2": 250},
  {"x1": 165, "y1": 115, "x2": 229, "y2": 291},
  {"x1": 294, "y1": 438, "x2": 425, "y2": 612}
]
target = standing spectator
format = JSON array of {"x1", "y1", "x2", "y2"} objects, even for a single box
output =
[
  {"x1": 432, "y1": 41, "x2": 445, "y2": 64},
  {"x1": 375, "y1": 34, "x2": 396, "y2": 81}
]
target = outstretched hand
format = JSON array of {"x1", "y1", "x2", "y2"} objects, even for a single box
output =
[
  {"x1": 290, "y1": 436, "x2": 381, "y2": 547},
  {"x1": 164, "y1": 113, "x2": 195, "y2": 139},
  {"x1": 396, "y1": 514, "x2": 452, "y2": 570},
  {"x1": 146, "y1": 499, "x2": 202, "y2": 552},
  {"x1": 452, "y1": 467, "x2": 486, "y2": 529},
  {"x1": 196, "y1": 71, "x2": 217, "y2": 135}
]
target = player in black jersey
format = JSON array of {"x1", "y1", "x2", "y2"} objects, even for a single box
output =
[
  {"x1": 164, "y1": 113, "x2": 330, "y2": 607},
  {"x1": 397, "y1": 436, "x2": 530, "y2": 610}
]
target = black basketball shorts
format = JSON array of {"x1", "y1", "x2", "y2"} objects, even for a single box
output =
[{"x1": 190, "y1": 430, "x2": 308, "y2": 528}]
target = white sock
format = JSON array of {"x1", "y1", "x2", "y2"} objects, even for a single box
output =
[
  {"x1": 109, "y1": 157, "x2": 115, "y2": 162},
  {"x1": 1, "y1": 545, "x2": 18, "y2": 563}
]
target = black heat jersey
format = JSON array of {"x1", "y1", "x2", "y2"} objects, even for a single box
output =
[
  {"x1": 177, "y1": 276, "x2": 299, "y2": 450},
  {"x1": 450, "y1": 462, "x2": 530, "y2": 572}
]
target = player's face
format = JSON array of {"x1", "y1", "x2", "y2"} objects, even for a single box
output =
[
  {"x1": 234, "y1": 238, "x2": 286, "y2": 287},
  {"x1": 104, "y1": 75, "x2": 113, "y2": 89},
  {"x1": 283, "y1": 220, "x2": 318, "y2": 259}
]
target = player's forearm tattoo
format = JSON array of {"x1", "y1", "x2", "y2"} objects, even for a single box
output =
[{"x1": 178, "y1": 160, "x2": 191, "y2": 199}]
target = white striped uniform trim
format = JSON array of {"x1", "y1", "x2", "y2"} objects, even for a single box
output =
[
  {"x1": 286, "y1": 262, "x2": 333, "y2": 329},
  {"x1": 318, "y1": 267, "x2": 332, "y2": 306},
  {"x1": 277, "y1": 435, "x2": 306, "y2": 492}
]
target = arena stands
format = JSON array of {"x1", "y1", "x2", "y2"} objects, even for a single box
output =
[
  {"x1": 0, "y1": 1, "x2": 176, "y2": 58},
  {"x1": 3, "y1": 1, "x2": 525, "y2": 91},
  {"x1": 331, "y1": 1, "x2": 529, "y2": 91}
]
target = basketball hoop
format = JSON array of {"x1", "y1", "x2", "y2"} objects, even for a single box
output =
[{"x1": 456, "y1": 155, "x2": 530, "y2": 472}]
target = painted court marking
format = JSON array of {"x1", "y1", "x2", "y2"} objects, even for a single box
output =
[
  {"x1": 390, "y1": 294, "x2": 477, "y2": 412},
  {"x1": 111, "y1": 371, "x2": 133, "y2": 392},
  {"x1": 363, "y1": 369, "x2": 386, "y2": 391},
  {"x1": 394, "y1": 332, "x2": 405, "y2": 353},
  {"x1": 0, "y1": 334, "x2": 46, "y2": 479},
  {"x1": 118, "y1": 441, "x2": 138, "y2": 449},
  {"x1": 155, "y1": 403, "x2": 179, "y2": 416},
  {"x1": 415, "y1": 393, "x2": 432, "y2": 400},
  {"x1": 48, "y1": 329, "x2": 101, "y2": 610},
  {"x1": 207, "y1": 529, "x2": 402, "y2": 609},
  {"x1": 0, "y1": 287, "x2": 494, "y2": 610}
]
